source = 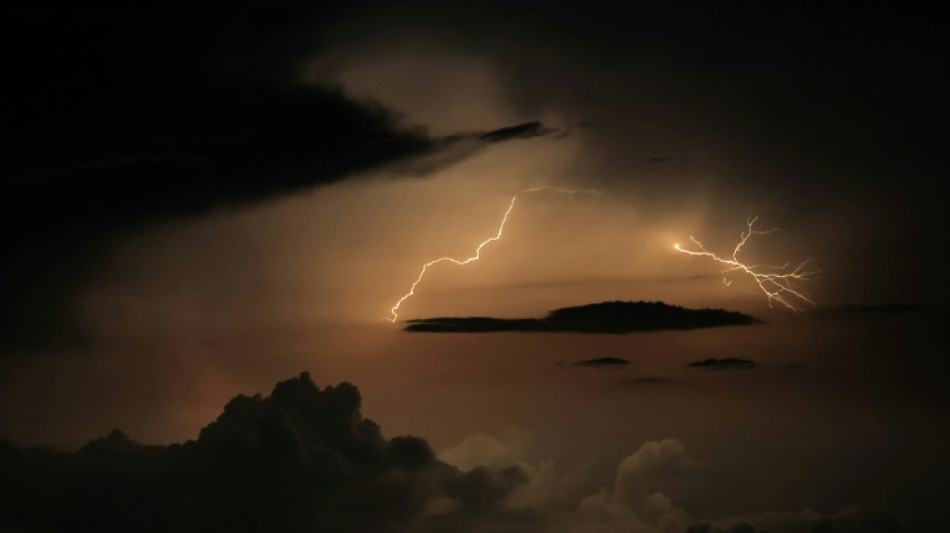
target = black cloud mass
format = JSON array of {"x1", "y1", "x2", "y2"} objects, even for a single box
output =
[
  {"x1": 0, "y1": 372, "x2": 528, "y2": 532},
  {"x1": 407, "y1": 301, "x2": 756, "y2": 334},
  {"x1": 0, "y1": 373, "x2": 909, "y2": 532},
  {"x1": 0, "y1": 1, "x2": 556, "y2": 349},
  {"x1": 687, "y1": 358, "x2": 756, "y2": 371}
]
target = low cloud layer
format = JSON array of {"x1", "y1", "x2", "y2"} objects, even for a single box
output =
[
  {"x1": 0, "y1": 374, "x2": 902, "y2": 532},
  {"x1": 574, "y1": 357, "x2": 631, "y2": 368},
  {"x1": 687, "y1": 358, "x2": 756, "y2": 371},
  {"x1": 691, "y1": 507, "x2": 902, "y2": 533},
  {"x1": 0, "y1": 373, "x2": 527, "y2": 532},
  {"x1": 406, "y1": 301, "x2": 756, "y2": 334}
]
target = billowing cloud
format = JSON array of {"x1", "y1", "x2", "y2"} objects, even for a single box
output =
[
  {"x1": 557, "y1": 439, "x2": 692, "y2": 533},
  {"x1": 1, "y1": 375, "x2": 905, "y2": 532},
  {"x1": 441, "y1": 434, "x2": 695, "y2": 532},
  {"x1": 438, "y1": 432, "x2": 529, "y2": 472},
  {"x1": 0, "y1": 373, "x2": 527, "y2": 532},
  {"x1": 438, "y1": 434, "x2": 902, "y2": 533}
]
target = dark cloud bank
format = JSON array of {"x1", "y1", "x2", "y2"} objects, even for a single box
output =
[
  {"x1": 0, "y1": 1, "x2": 553, "y2": 350},
  {"x1": 0, "y1": 373, "x2": 902, "y2": 532},
  {"x1": 0, "y1": 372, "x2": 529, "y2": 533},
  {"x1": 406, "y1": 301, "x2": 756, "y2": 334}
]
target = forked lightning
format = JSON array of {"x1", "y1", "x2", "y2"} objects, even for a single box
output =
[
  {"x1": 674, "y1": 217, "x2": 818, "y2": 312},
  {"x1": 386, "y1": 187, "x2": 597, "y2": 322}
]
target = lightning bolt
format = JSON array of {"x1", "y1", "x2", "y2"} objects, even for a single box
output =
[
  {"x1": 674, "y1": 216, "x2": 819, "y2": 312},
  {"x1": 386, "y1": 187, "x2": 598, "y2": 322}
]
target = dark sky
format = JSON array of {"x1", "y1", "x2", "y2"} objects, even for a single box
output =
[{"x1": 1, "y1": 2, "x2": 948, "y2": 532}]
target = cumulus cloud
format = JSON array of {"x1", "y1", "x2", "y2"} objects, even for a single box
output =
[
  {"x1": 440, "y1": 434, "x2": 901, "y2": 533},
  {"x1": 1, "y1": 376, "x2": 904, "y2": 533},
  {"x1": 442, "y1": 434, "x2": 696, "y2": 533},
  {"x1": 438, "y1": 432, "x2": 528, "y2": 472},
  {"x1": 557, "y1": 439, "x2": 692, "y2": 533},
  {"x1": 0, "y1": 373, "x2": 527, "y2": 532}
]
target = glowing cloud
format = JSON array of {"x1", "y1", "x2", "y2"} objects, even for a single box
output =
[
  {"x1": 674, "y1": 217, "x2": 818, "y2": 312},
  {"x1": 387, "y1": 187, "x2": 597, "y2": 322}
]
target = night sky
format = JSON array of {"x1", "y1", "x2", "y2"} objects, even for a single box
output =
[{"x1": 2, "y1": 2, "x2": 948, "y2": 532}]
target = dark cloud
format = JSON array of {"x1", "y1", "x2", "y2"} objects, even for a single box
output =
[
  {"x1": 406, "y1": 301, "x2": 756, "y2": 334},
  {"x1": 2, "y1": 2, "x2": 386, "y2": 350},
  {"x1": 0, "y1": 375, "x2": 908, "y2": 532},
  {"x1": 383, "y1": 121, "x2": 559, "y2": 177},
  {"x1": 0, "y1": 1, "x2": 557, "y2": 351},
  {"x1": 574, "y1": 357, "x2": 631, "y2": 368},
  {"x1": 476, "y1": 121, "x2": 553, "y2": 142},
  {"x1": 0, "y1": 372, "x2": 526, "y2": 532},
  {"x1": 687, "y1": 358, "x2": 756, "y2": 371},
  {"x1": 691, "y1": 506, "x2": 903, "y2": 533},
  {"x1": 320, "y1": 2, "x2": 950, "y2": 307},
  {"x1": 627, "y1": 377, "x2": 671, "y2": 385}
]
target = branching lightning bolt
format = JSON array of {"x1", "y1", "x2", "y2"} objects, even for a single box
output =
[
  {"x1": 386, "y1": 187, "x2": 597, "y2": 322},
  {"x1": 674, "y1": 216, "x2": 819, "y2": 312}
]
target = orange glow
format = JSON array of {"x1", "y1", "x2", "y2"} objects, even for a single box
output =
[
  {"x1": 674, "y1": 217, "x2": 818, "y2": 312},
  {"x1": 386, "y1": 187, "x2": 598, "y2": 322}
]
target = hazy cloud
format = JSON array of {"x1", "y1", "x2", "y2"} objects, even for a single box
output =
[
  {"x1": 0, "y1": 1, "x2": 560, "y2": 351},
  {"x1": 438, "y1": 432, "x2": 530, "y2": 472}
]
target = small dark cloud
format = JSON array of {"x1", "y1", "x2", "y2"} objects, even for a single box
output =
[
  {"x1": 0, "y1": 372, "x2": 527, "y2": 532},
  {"x1": 406, "y1": 301, "x2": 757, "y2": 334},
  {"x1": 691, "y1": 506, "x2": 902, "y2": 533},
  {"x1": 388, "y1": 122, "x2": 557, "y2": 177},
  {"x1": 476, "y1": 121, "x2": 554, "y2": 142},
  {"x1": 688, "y1": 358, "x2": 756, "y2": 371},
  {"x1": 573, "y1": 357, "x2": 630, "y2": 367},
  {"x1": 628, "y1": 377, "x2": 671, "y2": 384}
]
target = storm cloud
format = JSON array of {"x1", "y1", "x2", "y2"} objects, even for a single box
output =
[
  {"x1": 0, "y1": 373, "x2": 909, "y2": 533},
  {"x1": 0, "y1": 372, "x2": 527, "y2": 532},
  {"x1": 1, "y1": 1, "x2": 559, "y2": 350}
]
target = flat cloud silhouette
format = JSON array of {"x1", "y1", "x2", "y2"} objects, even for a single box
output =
[
  {"x1": 687, "y1": 358, "x2": 756, "y2": 371},
  {"x1": 574, "y1": 357, "x2": 631, "y2": 367},
  {"x1": 406, "y1": 301, "x2": 757, "y2": 334}
]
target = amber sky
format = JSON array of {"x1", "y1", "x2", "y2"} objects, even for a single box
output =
[{"x1": 1, "y1": 2, "x2": 948, "y2": 532}]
